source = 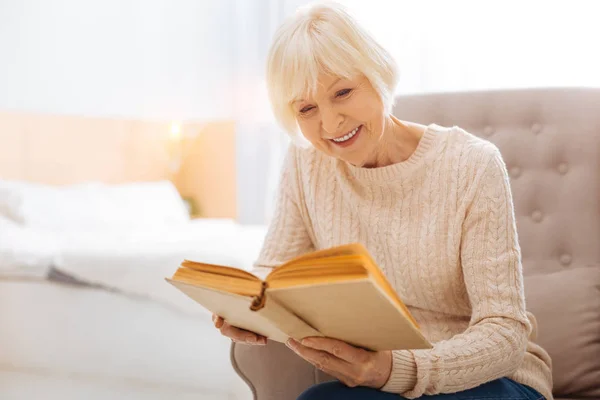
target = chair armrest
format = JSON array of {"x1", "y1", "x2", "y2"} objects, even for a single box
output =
[{"x1": 231, "y1": 340, "x2": 334, "y2": 400}]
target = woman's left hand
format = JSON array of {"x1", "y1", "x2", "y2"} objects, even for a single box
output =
[{"x1": 286, "y1": 337, "x2": 392, "y2": 389}]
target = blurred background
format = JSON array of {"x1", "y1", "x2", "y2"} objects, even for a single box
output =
[{"x1": 0, "y1": 1, "x2": 598, "y2": 399}]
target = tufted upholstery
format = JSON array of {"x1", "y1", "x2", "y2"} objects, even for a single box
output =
[
  {"x1": 393, "y1": 88, "x2": 600, "y2": 276},
  {"x1": 231, "y1": 88, "x2": 600, "y2": 400}
]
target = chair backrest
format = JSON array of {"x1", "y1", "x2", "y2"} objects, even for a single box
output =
[{"x1": 394, "y1": 87, "x2": 600, "y2": 276}]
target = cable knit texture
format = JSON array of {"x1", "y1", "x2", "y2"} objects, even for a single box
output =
[{"x1": 253, "y1": 124, "x2": 553, "y2": 400}]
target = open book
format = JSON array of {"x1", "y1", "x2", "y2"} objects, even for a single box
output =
[{"x1": 166, "y1": 243, "x2": 431, "y2": 351}]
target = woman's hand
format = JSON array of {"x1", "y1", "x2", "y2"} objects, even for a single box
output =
[
  {"x1": 286, "y1": 337, "x2": 392, "y2": 389},
  {"x1": 212, "y1": 314, "x2": 267, "y2": 345}
]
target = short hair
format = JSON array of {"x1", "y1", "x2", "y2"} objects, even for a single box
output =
[{"x1": 266, "y1": 1, "x2": 399, "y2": 140}]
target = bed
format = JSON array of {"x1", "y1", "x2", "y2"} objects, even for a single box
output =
[{"x1": 0, "y1": 180, "x2": 265, "y2": 400}]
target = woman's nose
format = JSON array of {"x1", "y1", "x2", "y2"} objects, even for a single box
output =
[{"x1": 320, "y1": 107, "x2": 343, "y2": 136}]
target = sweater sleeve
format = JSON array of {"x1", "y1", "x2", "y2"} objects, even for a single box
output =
[
  {"x1": 381, "y1": 148, "x2": 532, "y2": 397},
  {"x1": 251, "y1": 145, "x2": 315, "y2": 280}
]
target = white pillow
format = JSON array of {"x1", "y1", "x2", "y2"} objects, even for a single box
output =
[
  {"x1": 0, "y1": 215, "x2": 60, "y2": 276},
  {"x1": 0, "y1": 180, "x2": 190, "y2": 231}
]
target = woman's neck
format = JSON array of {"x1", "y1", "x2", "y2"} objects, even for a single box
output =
[{"x1": 364, "y1": 115, "x2": 425, "y2": 168}]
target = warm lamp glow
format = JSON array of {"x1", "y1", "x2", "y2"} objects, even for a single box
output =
[
  {"x1": 170, "y1": 122, "x2": 181, "y2": 140},
  {"x1": 168, "y1": 122, "x2": 183, "y2": 174}
]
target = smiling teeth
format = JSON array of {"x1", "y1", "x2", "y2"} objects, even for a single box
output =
[{"x1": 333, "y1": 126, "x2": 359, "y2": 143}]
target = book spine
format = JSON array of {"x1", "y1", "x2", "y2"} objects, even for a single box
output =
[{"x1": 250, "y1": 281, "x2": 268, "y2": 311}]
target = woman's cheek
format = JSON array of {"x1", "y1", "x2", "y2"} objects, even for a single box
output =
[{"x1": 298, "y1": 122, "x2": 325, "y2": 150}]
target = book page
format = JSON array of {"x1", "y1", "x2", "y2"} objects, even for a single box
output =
[
  {"x1": 278, "y1": 243, "x2": 366, "y2": 269},
  {"x1": 181, "y1": 260, "x2": 260, "y2": 281},
  {"x1": 173, "y1": 267, "x2": 263, "y2": 297},
  {"x1": 266, "y1": 256, "x2": 366, "y2": 281}
]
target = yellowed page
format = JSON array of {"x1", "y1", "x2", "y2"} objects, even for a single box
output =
[
  {"x1": 181, "y1": 260, "x2": 260, "y2": 281},
  {"x1": 173, "y1": 268, "x2": 262, "y2": 297},
  {"x1": 277, "y1": 243, "x2": 366, "y2": 269}
]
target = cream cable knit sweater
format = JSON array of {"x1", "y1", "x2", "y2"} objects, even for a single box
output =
[{"x1": 253, "y1": 124, "x2": 553, "y2": 399}]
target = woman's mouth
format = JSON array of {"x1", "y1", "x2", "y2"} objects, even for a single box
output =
[{"x1": 329, "y1": 125, "x2": 362, "y2": 148}]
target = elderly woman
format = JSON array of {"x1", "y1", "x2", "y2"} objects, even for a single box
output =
[{"x1": 213, "y1": 2, "x2": 552, "y2": 400}]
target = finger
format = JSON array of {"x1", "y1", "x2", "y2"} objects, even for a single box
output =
[
  {"x1": 287, "y1": 338, "x2": 349, "y2": 373},
  {"x1": 213, "y1": 315, "x2": 224, "y2": 329},
  {"x1": 291, "y1": 341, "x2": 362, "y2": 387},
  {"x1": 301, "y1": 337, "x2": 369, "y2": 364},
  {"x1": 220, "y1": 322, "x2": 267, "y2": 345}
]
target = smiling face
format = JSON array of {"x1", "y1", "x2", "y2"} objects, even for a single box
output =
[{"x1": 292, "y1": 73, "x2": 390, "y2": 167}]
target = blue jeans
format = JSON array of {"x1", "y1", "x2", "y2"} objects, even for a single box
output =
[{"x1": 297, "y1": 378, "x2": 544, "y2": 400}]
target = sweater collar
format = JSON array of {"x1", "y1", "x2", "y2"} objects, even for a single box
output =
[{"x1": 340, "y1": 123, "x2": 445, "y2": 183}]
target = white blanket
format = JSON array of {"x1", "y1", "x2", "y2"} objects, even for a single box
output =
[{"x1": 3, "y1": 219, "x2": 267, "y2": 316}]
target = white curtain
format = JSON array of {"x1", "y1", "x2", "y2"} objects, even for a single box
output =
[
  {"x1": 231, "y1": 0, "x2": 303, "y2": 224},
  {"x1": 232, "y1": 0, "x2": 600, "y2": 224}
]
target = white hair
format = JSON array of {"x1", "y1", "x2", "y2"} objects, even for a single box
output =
[{"x1": 266, "y1": 1, "x2": 399, "y2": 141}]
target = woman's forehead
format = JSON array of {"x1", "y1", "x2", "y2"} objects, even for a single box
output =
[{"x1": 293, "y1": 75, "x2": 339, "y2": 101}]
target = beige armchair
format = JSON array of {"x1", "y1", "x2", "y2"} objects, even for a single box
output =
[{"x1": 231, "y1": 88, "x2": 600, "y2": 400}]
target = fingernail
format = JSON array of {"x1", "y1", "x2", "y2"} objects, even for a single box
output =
[{"x1": 301, "y1": 339, "x2": 311, "y2": 346}]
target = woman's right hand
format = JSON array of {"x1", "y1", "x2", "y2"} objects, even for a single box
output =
[{"x1": 212, "y1": 313, "x2": 267, "y2": 345}]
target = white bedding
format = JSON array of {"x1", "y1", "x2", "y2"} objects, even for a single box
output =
[
  {"x1": 1, "y1": 180, "x2": 268, "y2": 310},
  {"x1": 48, "y1": 219, "x2": 268, "y2": 315}
]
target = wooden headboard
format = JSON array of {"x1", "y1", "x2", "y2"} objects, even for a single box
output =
[{"x1": 0, "y1": 111, "x2": 236, "y2": 218}]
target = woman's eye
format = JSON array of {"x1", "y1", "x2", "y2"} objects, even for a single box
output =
[
  {"x1": 300, "y1": 106, "x2": 314, "y2": 114},
  {"x1": 336, "y1": 88, "x2": 352, "y2": 97}
]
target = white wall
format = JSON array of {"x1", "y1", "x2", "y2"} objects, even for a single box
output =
[
  {"x1": 0, "y1": 0, "x2": 291, "y2": 224},
  {"x1": 340, "y1": 0, "x2": 600, "y2": 94},
  {"x1": 0, "y1": 0, "x2": 235, "y2": 120}
]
